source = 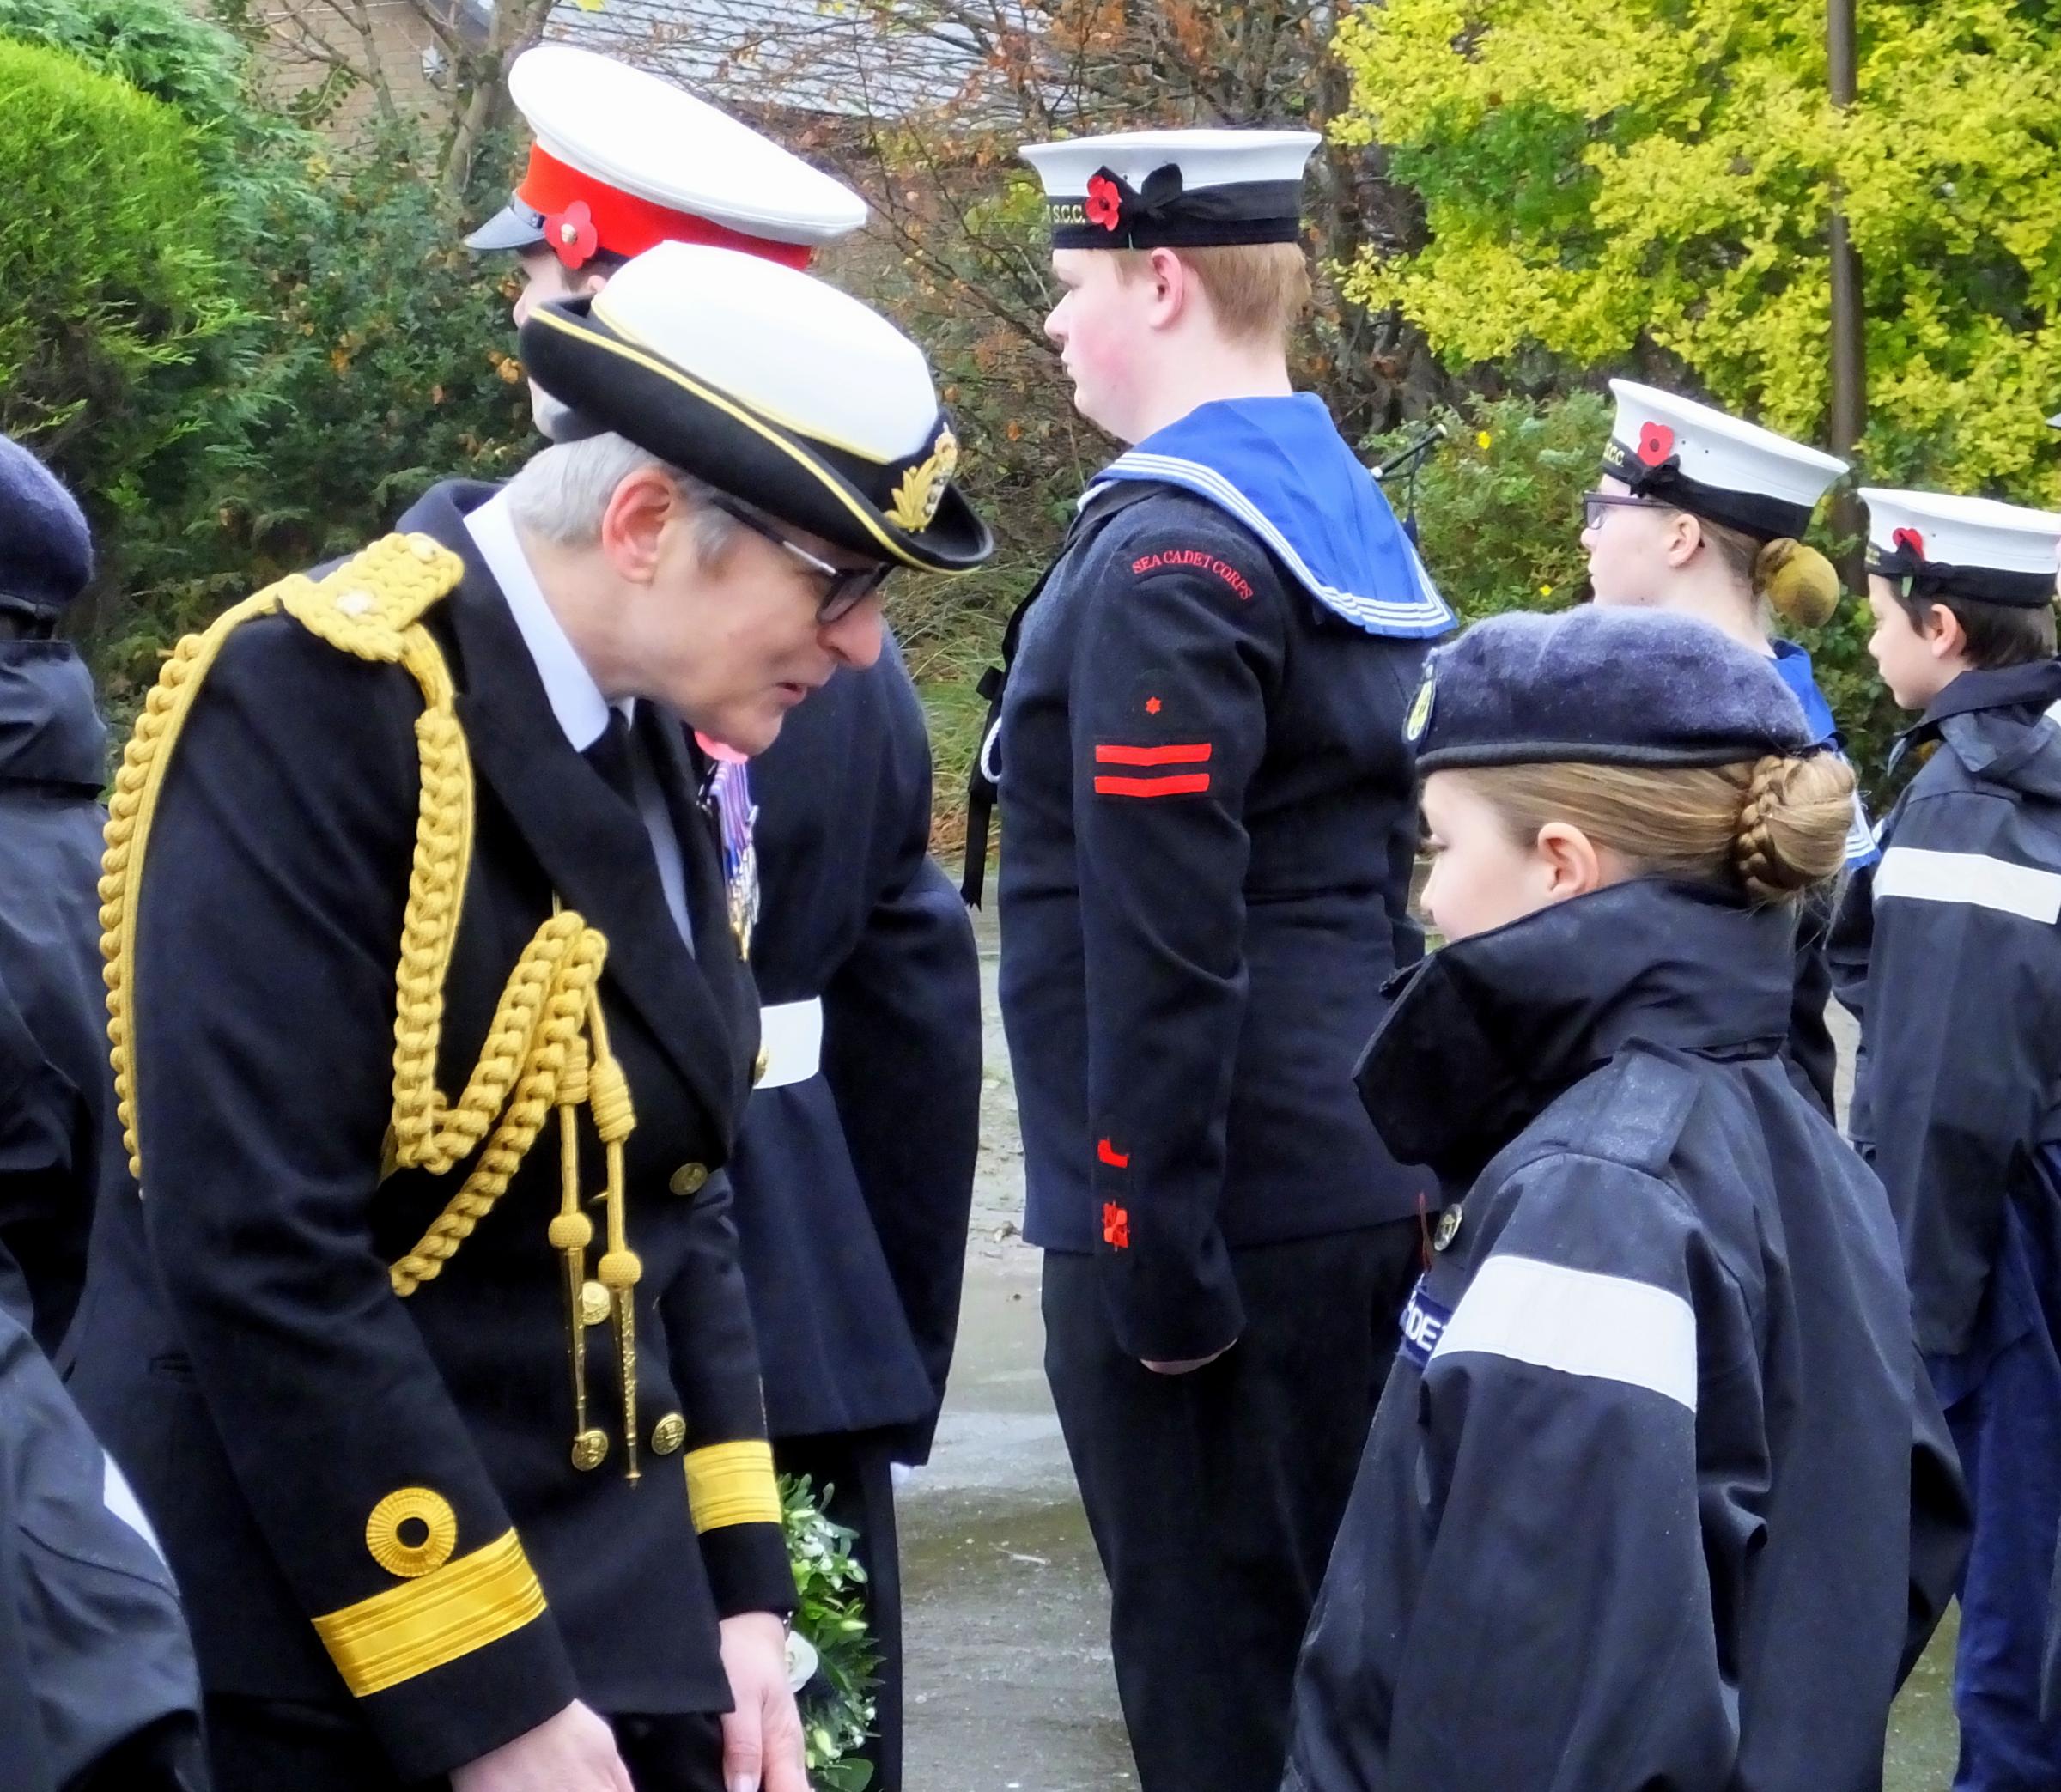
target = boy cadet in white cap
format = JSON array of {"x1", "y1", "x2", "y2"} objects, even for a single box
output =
[
  {"x1": 1580, "y1": 379, "x2": 1872, "y2": 1116},
  {"x1": 65, "y1": 242, "x2": 989, "y2": 1792},
  {"x1": 976, "y1": 129, "x2": 1451, "y2": 1791},
  {"x1": 1845, "y1": 488, "x2": 2061, "y2": 1789},
  {"x1": 465, "y1": 51, "x2": 984, "y2": 1789}
]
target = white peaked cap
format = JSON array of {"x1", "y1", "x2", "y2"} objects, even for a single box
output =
[
  {"x1": 469, "y1": 44, "x2": 866, "y2": 260},
  {"x1": 520, "y1": 242, "x2": 992, "y2": 573},
  {"x1": 1606, "y1": 380, "x2": 1845, "y2": 537},
  {"x1": 1861, "y1": 488, "x2": 2061, "y2": 579}
]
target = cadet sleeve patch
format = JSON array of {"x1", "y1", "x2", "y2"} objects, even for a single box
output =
[
  {"x1": 1130, "y1": 548, "x2": 1254, "y2": 600},
  {"x1": 1092, "y1": 740, "x2": 1213, "y2": 799}
]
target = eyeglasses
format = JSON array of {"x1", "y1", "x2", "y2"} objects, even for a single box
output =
[
  {"x1": 1582, "y1": 491, "x2": 1666, "y2": 532},
  {"x1": 706, "y1": 493, "x2": 894, "y2": 623}
]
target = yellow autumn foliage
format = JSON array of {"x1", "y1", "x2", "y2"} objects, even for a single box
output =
[{"x1": 1334, "y1": 0, "x2": 2061, "y2": 501}]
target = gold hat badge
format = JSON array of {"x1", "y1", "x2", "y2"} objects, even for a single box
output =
[{"x1": 887, "y1": 427, "x2": 958, "y2": 532}]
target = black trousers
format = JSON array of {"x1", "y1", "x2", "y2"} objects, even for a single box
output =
[
  {"x1": 1043, "y1": 1221, "x2": 1422, "y2": 1792},
  {"x1": 203, "y1": 1696, "x2": 725, "y2": 1792},
  {"x1": 774, "y1": 1428, "x2": 904, "y2": 1790}
]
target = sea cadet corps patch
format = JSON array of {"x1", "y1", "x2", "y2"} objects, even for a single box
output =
[{"x1": 1398, "y1": 1275, "x2": 1453, "y2": 1370}]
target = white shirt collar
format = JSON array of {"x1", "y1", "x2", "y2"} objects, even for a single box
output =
[{"x1": 463, "y1": 489, "x2": 630, "y2": 751}]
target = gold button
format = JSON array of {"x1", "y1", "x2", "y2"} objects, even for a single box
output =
[
  {"x1": 579, "y1": 1279, "x2": 610, "y2": 1327},
  {"x1": 571, "y1": 1430, "x2": 610, "y2": 1472},
  {"x1": 650, "y1": 1412, "x2": 686, "y2": 1456},
  {"x1": 669, "y1": 1163, "x2": 708, "y2": 1197},
  {"x1": 753, "y1": 1048, "x2": 770, "y2": 1087}
]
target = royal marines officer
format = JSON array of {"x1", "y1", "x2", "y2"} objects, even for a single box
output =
[
  {"x1": 982, "y1": 129, "x2": 1451, "y2": 1792},
  {"x1": 64, "y1": 241, "x2": 990, "y2": 1791},
  {"x1": 1847, "y1": 489, "x2": 2061, "y2": 1789},
  {"x1": 466, "y1": 52, "x2": 984, "y2": 1783},
  {"x1": 0, "y1": 434, "x2": 117, "y2": 1352},
  {"x1": 1283, "y1": 608, "x2": 1964, "y2": 1791},
  {"x1": 1579, "y1": 379, "x2": 1871, "y2": 1116}
]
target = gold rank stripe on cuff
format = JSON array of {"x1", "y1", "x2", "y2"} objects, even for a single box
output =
[
  {"x1": 685, "y1": 1440, "x2": 781, "y2": 1533},
  {"x1": 311, "y1": 1529, "x2": 548, "y2": 1698}
]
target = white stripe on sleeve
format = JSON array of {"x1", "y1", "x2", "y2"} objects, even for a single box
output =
[
  {"x1": 103, "y1": 1451, "x2": 167, "y2": 1564},
  {"x1": 1874, "y1": 845, "x2": 2061, "y2": 924},
  {"x1": 1429, "y1": 1254, "x2": 1699, "y2": 1412}
]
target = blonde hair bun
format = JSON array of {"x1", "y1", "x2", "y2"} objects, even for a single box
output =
[
  {"x1": 1758, "y1": 538, "x2": 1841, "y2": 629},
  {"x1": 1732, "y1": 752, "x2": 1857, "y2": 902}
]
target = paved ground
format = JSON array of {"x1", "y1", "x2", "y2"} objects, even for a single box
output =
[{"x1": 894, "y1": 917, "x2": 1959, "y2": 1790}]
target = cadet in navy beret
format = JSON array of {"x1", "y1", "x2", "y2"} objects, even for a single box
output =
[
  {"x1": 0, "y1": 434, "x2": 112, "y2": 1355},
  {"x1": 1283, "y1": 605, "x2": 1964, "y2": 1792},
  {"x1": 0, "y1": 435, "x2": 93, "y2": 636}
]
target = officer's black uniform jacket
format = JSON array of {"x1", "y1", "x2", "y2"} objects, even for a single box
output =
[
  {"x1": 0, "y1": 1277, "x2": 205, "y2": 1792},
  {"x1": 1846, "y1": 658, "x2": 2061, "y2": 1358},
  {"x1": 0, "y1": 641, "x2": 112, "y2": 1352},
  {"x1": 727, "y1": 637, "x2": 980, "y2": 1458},
  {"x1": 1283, "y1": 880, "x2": 1967, "y2": 1792},
  {"x1": 66, "y1": 482, "x2": 792, "y2": 1782},
  {"x1": 997, "y1": 487, "x2": 1432, "y2": 1363}
]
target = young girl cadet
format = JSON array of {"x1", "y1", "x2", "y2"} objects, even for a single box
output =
[
  {"x1": 1581, "y1": 380, "x2": 1872, "y2": 1115},
  {"x1": 1280, "y1": 607, "x2": 1962, "y2": 1792}
]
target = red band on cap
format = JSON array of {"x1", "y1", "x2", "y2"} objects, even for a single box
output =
[{"x1": 514, "y1": 144, "x2": 814, "y2": 270}]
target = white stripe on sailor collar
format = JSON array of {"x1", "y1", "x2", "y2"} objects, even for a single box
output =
[
  {"x1": 1083, "y1": 450, "x2": 1456, "y2": 639},
  {"x1": 1430, "y1": 1254, "x2": 1699, "y2": 1412}
]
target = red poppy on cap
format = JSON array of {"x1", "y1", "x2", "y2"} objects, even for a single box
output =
[
  {"x1": 1638, "y1": 421, "x2": 1675, "y2": 467},
  {"x1": 1893, "y1": 526, "x2": 1927, "y2": 559},
  {"x1": 1085, "y1": 174, "x2": 1122, "y2": 234},
  {"x1": 545, "y1": 198, "x2": 599, "y2": 269}
]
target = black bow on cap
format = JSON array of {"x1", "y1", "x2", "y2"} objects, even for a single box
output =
[{"x1": 1092, "y1": 163, "x2": 1185, "y2": 236}]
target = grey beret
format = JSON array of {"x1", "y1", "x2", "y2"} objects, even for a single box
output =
[
  {"x1": 0, "y1": 436, "x2": 93, "y2": 618},
  {"x1": 1406, "y1": 607, "x2": 1813, "y2": 773}
]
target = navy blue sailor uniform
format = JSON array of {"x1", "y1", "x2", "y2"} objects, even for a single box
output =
[
  {"x1": 64, "y1": 480, "x2": 793, "y2": 1789},
  {"x1": 1284, "y1": 881, "x2": 1963, "y2": 1792},
  {"x1": 991, "y1": 392, "x2": 1451, "y2": 1792},
  {"x1": 1850, "y1": 657, "x2": 2061, "y2": 1787}
]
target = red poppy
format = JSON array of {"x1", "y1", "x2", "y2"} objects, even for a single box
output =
[
  {"x1": 1637, "y1": 421, "x2": 1675, "y2": 467},
  {"x1": 1085, "y1": 174, "x2": 1122, "y2": 234},
  {"x1": 545, "y1": 198, "x2": 599, "y2": 269},
  {"x1": 1893, "y1": 526, "x2": 1927, "y2": 560},
  {"x1": 1102, "y1": 1201, "x2": 1130, "y2": 1250}
]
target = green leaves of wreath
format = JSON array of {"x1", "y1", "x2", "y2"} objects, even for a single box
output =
[{"x1": 781, "y1": 1474, "x2": 882, "y2": 1790}]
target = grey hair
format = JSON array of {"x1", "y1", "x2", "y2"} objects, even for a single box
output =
[{"x1": 503, "y1": 430, "x2": 743, "y2": 561}]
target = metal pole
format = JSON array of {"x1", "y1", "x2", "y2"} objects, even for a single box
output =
[{"x1": 1827, "y1": 0, "x2": 1865, "y2": 545}]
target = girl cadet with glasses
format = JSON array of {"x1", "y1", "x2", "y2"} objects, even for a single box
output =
[{"x1": 1578, "y1": 380, "x2": 1874, "y2": 1118}]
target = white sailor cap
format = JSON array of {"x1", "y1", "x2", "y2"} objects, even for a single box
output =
[
  {"x1": 1020, "y1": 128, "x2": 1319, "y2": 250},
  {"x1": 520, "y1": 242, "x2": 992, "y2": 574},
  {"x1": 466, "y1": 45, "x2": 866, "y2": 270},
  {"x1": 1859, "y1": 487, "x2": 2061, "y2": 610},
  {"x1": 1602, "y1": 379, "x2": 1846, "y2": 543}
]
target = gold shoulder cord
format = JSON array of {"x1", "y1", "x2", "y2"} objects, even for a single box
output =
[{"x1": 100, "y1": 535, "x2": 646, "y2": 1480}]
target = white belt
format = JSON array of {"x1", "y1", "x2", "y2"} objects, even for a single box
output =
[{"x1": 757, "y1": 999, "x2": 824, "y2": 1090}]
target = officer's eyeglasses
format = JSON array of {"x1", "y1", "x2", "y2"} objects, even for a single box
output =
[
  {"x1": 1582, "y1": 491, "x2": 1666, "y2": 532},
  {"x1": 706, "y1": 494, "x2": 894, "y2": 623}
]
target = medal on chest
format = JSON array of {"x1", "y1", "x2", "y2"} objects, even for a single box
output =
[{"x1": 699, "y1": 744, "x2": 760, "y2": 960}]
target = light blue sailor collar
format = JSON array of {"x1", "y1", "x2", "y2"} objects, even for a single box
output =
[
  {"x1": 1082, "y1": 393, "x2": 1453, "y2": 639},
  {"x1": 465, "y1": 489, "x2": 634, "y2": 750}
]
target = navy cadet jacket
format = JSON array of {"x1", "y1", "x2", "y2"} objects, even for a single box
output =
[
  {"x1": 1846, "y1": 657, "x2": 2061, "y2": 1358},
  {"x1": 727, "y1": 635, "x2": 981, "y2": 1457},
  {"x1": 65, "y1": 481, "x2": 791, "y2": 1783},
  {"x1": 0, "y1": 1277, "x2": 206, "y2": 1792},
  {"x1": 997, "y1": 394, "x2": 1450, "y2": 1362},
  {"x1": 1284, "y1": 879, "x2": 1966, "y2": 1792},
  {"x1": 0, "y1": 641, "x2": 112, "y2": 1352}
]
